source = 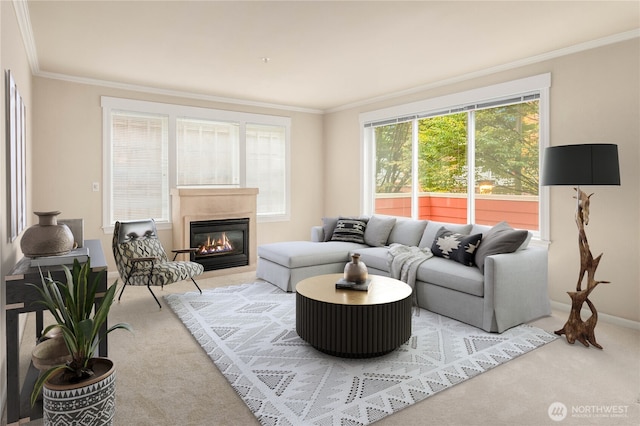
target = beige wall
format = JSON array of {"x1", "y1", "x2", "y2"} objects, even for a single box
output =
[
  {"x1": 30, "y1": 78, "x2": 324, "y2": 272},
  {"x1": 1, "y1": 0, "x2": 35, "y2": 416},
  {"x1": 324, "y1": 39, "x2": 640, "y2": 323}
]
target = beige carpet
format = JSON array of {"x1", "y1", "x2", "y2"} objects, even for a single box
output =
[{"x1": 9, "y1": 271, "x2": 640, "y2": 425}]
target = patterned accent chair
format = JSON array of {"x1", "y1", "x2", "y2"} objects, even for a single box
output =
[{"x1": 113, "y1": 219, "x2": 204, "y2": 308}]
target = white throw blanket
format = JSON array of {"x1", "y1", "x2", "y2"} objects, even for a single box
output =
[{"x1": 387, "y1": 243, "x2": 434, "y2": 305}]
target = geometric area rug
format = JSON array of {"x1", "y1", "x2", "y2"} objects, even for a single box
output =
[{"x1": 165, "y1": 282, "x2": 557, "y2": 426}]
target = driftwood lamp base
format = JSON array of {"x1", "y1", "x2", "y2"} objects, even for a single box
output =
[
  {"x1": 555, "y1": 289, "x2": 604, "y2": 349},
  {"x1": 554, "y1": 188, "x2": 609, "y2": 349}
]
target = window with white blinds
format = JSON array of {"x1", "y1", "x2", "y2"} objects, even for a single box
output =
[
  {"x1": 102, "y1": 97, "x2": 291, "y2": 230},
  {"x1": 177, "y1": 118, "x2": 240, "y2": 186},
  {"x1": 111, "y1": 111, "x2": 170, "y2": 222},
  {"x1": 246, "y1": 124, "x2": 287, "y2": 216}
]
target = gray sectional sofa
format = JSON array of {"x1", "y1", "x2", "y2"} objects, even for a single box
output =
[{"x1": 257, "y1": 215, "x2": 551, "y2": 333}]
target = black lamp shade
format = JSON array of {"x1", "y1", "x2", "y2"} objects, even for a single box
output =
[{"x1": 541, "y1": 144, "x2": 620, "y2": 186}]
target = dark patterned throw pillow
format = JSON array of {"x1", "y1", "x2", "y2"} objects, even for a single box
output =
[
  {"x1": 431, "y1": 227, "x2": 482, "y2": 266},
  {"x1": 331, "y1": 218, "x2": 367, "y2": 244}
]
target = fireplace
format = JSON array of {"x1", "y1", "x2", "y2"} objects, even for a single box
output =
[
  {"x1": 190, "y1": 218, "x2": 250, "y2": 271},
  {"x1": 171, "y1": 188, "x2": 258, "y2": 276}
]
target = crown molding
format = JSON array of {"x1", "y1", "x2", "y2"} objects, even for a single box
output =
[
  {"x1": 326, "y1": 29, "x2": 640, "y2": 114},
  {"x1": 12, "y1": 0, "x2": 40, "y2": 73},
  {"x1": 34, "y1": 70, "x2": 324, "y2": 115}
]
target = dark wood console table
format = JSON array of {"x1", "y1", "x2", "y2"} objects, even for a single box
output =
[{"x1": 3, "y1": 239, "x2": 109, "y2": 425}]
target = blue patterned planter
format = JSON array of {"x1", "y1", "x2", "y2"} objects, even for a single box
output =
[{"x1": 43, "y1": 358, "x2": 116, "y2": 426}]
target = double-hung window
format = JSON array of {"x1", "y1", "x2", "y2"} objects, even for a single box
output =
[
  {"x1": 102, "y1": 97, "x2": 290, "y2": 231},
  {"x1": 361, "y1": 74, "x2": 550, "y2": 239},
  {"x1": 176, "y1": 118, "x2": 240, "y2": 186},
  {"x1": 110, "y1": 110, "x2": 170, "y2": 222}
]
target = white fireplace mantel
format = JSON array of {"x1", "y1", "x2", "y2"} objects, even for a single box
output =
[{"x1": 171, "y1": 187, "x2": 258, "y2": 275}]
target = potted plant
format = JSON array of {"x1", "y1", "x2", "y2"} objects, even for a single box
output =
[{"x1": 29, "y1": 259, "x2": 132, "y2": 425}]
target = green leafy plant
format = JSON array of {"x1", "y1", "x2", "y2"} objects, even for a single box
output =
[{"x1": 29, "y1": 259, "x2": 132, "y2": 406}]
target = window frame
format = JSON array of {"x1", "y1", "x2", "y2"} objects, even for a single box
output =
[
  {"x1": 360, "y1": 73, "x2": 551, "y2": 241},
  {"x1": 101, "y1": 97, "x2": 291, "y2": 233}
]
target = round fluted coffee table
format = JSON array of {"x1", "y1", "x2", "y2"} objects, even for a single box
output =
[{"x1": 296, "y1": 273, "x2": 412, "y2": 358}]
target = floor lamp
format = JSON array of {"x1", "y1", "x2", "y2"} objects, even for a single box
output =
[{"x1": 541, "y1": 143, "x2": 620, "y2": 349}]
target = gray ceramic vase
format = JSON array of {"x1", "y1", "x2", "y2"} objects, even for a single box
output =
[
  {"x1": 20, "y1": 211, "x2": 75, "y2": 257},
  {"x1": 343, "y1": 253, "x2": 368, "y2": 283}
]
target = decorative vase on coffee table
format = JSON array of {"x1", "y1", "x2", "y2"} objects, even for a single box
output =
[
  {"x1": 344, "y1": 253, "x2": 368, "y2": 283},
  {"x1": 20, "y1": 211, "x2": 75, "y2": 257}
]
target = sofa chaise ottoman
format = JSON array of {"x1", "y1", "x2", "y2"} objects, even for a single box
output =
[{"x1": 256, "y1": 215, "x2": 551, "y2": 333}]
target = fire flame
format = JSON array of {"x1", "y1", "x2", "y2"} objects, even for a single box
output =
[{"x1": 197, "y1": 232, "x2": 234, "y2": 255}]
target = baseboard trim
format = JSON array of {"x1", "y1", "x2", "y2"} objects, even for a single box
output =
[{"x1": 550, "y1": 300, "x2": 640, "y2": 331}]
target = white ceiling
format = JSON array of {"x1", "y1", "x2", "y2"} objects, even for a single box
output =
[{"x1": 23, "y1": 1, "x2": 640, "y2": 112}]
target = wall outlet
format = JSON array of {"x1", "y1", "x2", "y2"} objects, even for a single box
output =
[{"x1": 92, "y1": 182, "x2": 100, "y2": 192}]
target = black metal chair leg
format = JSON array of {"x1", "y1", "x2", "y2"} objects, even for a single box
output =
[
  {"x1": 147, "y1": 284, "x2": 162, "y2": 309},
  {"x1": 119, "y1": 267, "x2": 141, "y2": 303},
  {"x1": 118, "y1": 280, "x2": 129, "y2": 302},
  {"x1": 191, "y1": 278, "x2": 202, "y2": 294},
  {"x1": 147, "y1": 265, "x2": 161, "y2": 308}
]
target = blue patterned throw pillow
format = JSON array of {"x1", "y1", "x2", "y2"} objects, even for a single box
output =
[{"x1": 431, "y1": 227, "x2": 482, "y2": 266}]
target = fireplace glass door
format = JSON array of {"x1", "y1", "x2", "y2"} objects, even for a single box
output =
[{"x1": 190, "y1": 218, "x2": 249, "y2": 271}]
